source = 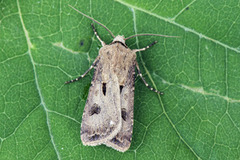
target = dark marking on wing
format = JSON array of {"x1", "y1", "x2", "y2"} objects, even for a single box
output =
[
  {"x1": 110, "y1": 136, "x2": 131, "y2": 145},
  {"x1": 89, "y1": 134, "x2": 100, "y2": 141},
  {"x1": 121, "y1": 108, "x2": 127, "y2": 121},
  {"x1": 126, "y1": 136, "x2": 131, "y2": 143},
  {"x1": 120, "y1": 85, "x2": 123, "y2": 94},
  {"x1": 102, "y1": 83, "x2": 106, "y2": 95},
  {"x1": 111, "y1": 137, "x2": 121, "y2": 145},
  {"x1": 89, "y1": 103, "x2": 101, "y2": 116}
]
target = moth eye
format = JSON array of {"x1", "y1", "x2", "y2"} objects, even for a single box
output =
[
  {"x1": 102, "y1": 83, "x2": 106, "y2": 95},
  {"x1": 121, "y1": 108, "x2": 127, "y2": 121},
  {"x1": 89, "y1": 103, "x2": 101, "y2": 116},
  {"x1": 120, "y1": 85, "x2": 123, "y2": 93}
]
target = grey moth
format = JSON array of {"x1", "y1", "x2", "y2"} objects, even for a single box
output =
[{"x1": 66, "y1": 5, "x2": 175, "y2": 152}]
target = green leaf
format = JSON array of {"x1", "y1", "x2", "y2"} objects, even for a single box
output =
[{"x1": 0, "y1": 0, "x2": 240, "y2": 159}]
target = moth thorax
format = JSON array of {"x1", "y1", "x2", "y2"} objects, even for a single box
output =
[{"x1": 113, "y1": 35, "x2": 125, "y2": 44}]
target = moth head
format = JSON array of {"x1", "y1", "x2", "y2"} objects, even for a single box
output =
[{"x1": 113, "y1": 35, "x2": 126, "y2": 45}]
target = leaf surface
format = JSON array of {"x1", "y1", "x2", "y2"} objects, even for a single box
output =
[{"x1": 0, "y1": 0, "x2": 240, "y2": 159}]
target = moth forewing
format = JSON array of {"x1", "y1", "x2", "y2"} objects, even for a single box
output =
[
  {"x1": 104, "y1": 60, "x2": 135, "y2": 152},
  {"x1": 80, "y1": 45, "x2": 123, "y2": 145}
]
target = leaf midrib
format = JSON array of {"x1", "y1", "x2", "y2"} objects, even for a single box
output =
[{"x1": 16, "y1": 0, "x2": 61, "y2": 158}]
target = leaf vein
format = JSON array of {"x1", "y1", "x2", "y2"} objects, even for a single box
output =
[
  {"x1": 116, "y1": 0, "x2": 240, "y2": 54},
  {"x1": 131, "y1": 7, "x2": 201, "y2": 159},
  {"x1": 16, "y1": 0, "x2": 61, "y2": 159}
]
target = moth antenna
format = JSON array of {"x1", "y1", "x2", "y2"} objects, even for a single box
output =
[
  {"x1": 125, "y1": 34, "x2": 179, "y2": 40},
  {"x1": 68, "y1": 4, "x2": 115, "y2": 38}
]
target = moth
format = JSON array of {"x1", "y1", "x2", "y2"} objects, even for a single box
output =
[{"x1": 66, "y1": 5, "x2": 175, "y2": 152}]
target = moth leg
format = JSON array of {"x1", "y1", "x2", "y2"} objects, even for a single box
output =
[
  {"x1": 65, "y1": 56, "x2": 100, "y2": 84},
  {"x1": 91, "y1": 23, "x2": 106, "y2": 46},
  {"x1": 133, "y1": 41, "x2": 157, "y2": 52},
  {"x1": 135, "y1": 62, "x2": 163, "y2": 94}
]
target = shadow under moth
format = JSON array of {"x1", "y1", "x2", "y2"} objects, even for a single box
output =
[{"x1": 66, "y1": 5, "x2": 175, "y2": 152}]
